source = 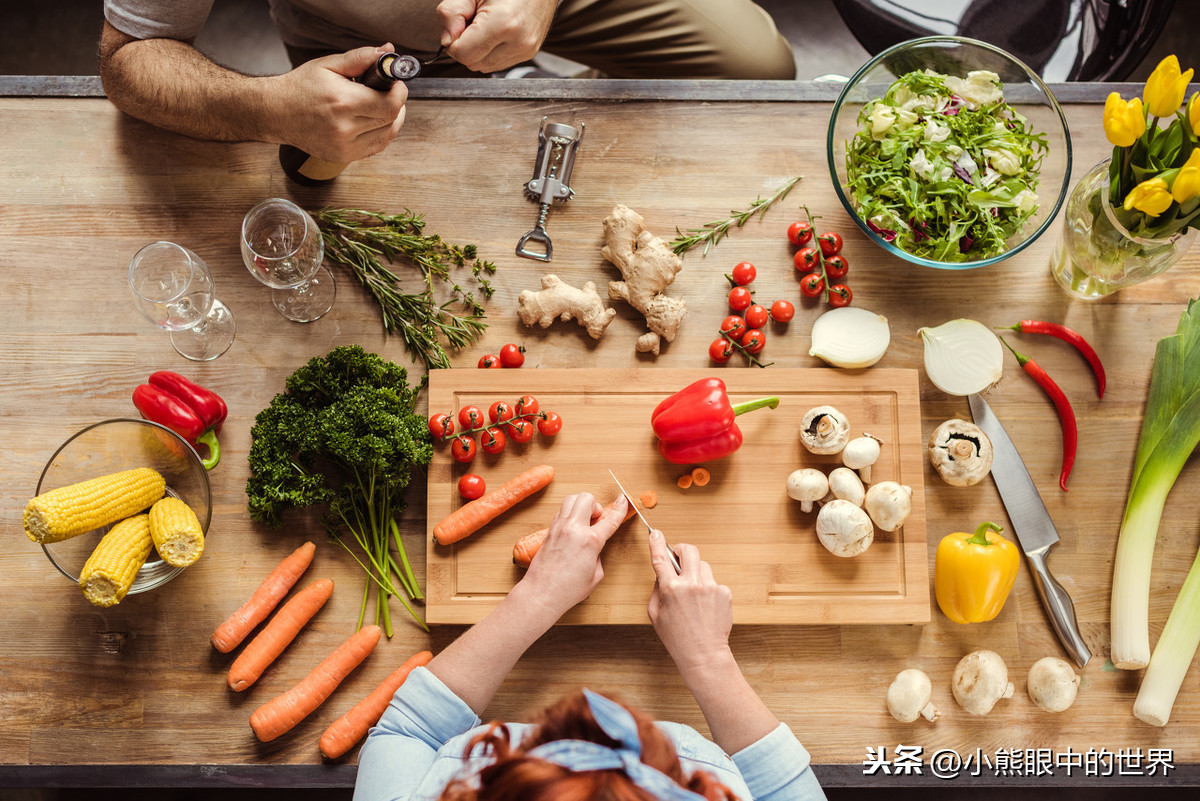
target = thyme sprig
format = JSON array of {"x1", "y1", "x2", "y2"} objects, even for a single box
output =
[
  {"x1": 670, "y1": 176, "x2": 802, "y2": 256},
  {"x1": 315, "y1": 208, "x2": 497, "y2": 370}
]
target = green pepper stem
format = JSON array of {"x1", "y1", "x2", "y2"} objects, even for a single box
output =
[
  {"x1": 196, "y1": 429, "x2": 221, "y2": 470},
  {"x1": 967, "y1": 521, "x2": 1004, "y2": 546},
  {"x1": 998, "y1": 335, "x2": 1030, "y2": 367},
  {"x1": 731, "y1": 396, "x2": 780, "y2": 417}
]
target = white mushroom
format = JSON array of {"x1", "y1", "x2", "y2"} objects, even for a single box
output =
[
  {"x1": 1026, "y1": 657, "x2": 1080, "y2": 713},
  {"x1": 842, "y1": 434, "x2": 882, "y2": 482},
  {"x1": 887, "y1": 669, "x2": 941, "y2": 723},
  {"x1": 799, "y1": 406, "x2": 851, "y2": 455},
  {"x1": 928, "y1": 419, "x2": 993, "y2": 486},
  {"x1": 815, "y1": 499, "x2": 874, "y2": 557},
  {"x1": 826, "y1": 467, "x2": 865, "y2": 507},
  {"x1": 786, "y1": 468, "x2": 828, "y2": 513},
  {"x1": 864, "y1": 481, "x2": 913, "y2": 532},
  {"x1": 952, "y1": 650, "x2": 1014, "y2": 716}
]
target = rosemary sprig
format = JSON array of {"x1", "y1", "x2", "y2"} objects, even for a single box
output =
[
  {"x1": 670, "y1": 176, "x2": 803, "y2": 256},
  {"x1": 315, "y1": 208, "x2": 497, "y2": 371}
]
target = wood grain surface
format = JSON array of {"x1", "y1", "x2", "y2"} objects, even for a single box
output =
[{"x1": 2, "y1": 93, "x2": 1200, "y2": 784}]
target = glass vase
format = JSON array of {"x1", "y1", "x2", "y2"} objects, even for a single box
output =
[{"x1": 1051, "y1": 159, "x2": 1197, "y2": 299}]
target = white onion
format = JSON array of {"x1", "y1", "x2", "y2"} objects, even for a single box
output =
[
  {"x1": 809, "y1": 307, "x2": 891, "y2": 369},
  {"x1": 919, "y1": 318, "x2": 1004, "y2": 396}
]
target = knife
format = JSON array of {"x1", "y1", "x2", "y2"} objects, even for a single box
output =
[
  {"x1": 968, "y1": 393, "x2": 1092, "y2": 667},
  {"x1": 608, "y1": 469, "x2": 682, "y2": 574}
]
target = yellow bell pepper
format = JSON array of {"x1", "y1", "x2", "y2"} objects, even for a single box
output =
[{"x1": 935, "y1": 521, "x2": 1020, "y2": 624}]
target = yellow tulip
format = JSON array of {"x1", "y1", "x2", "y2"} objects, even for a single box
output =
[
  {"x1": 1143, "y1": 55, "x2": 1194, "y2": 118},
  {"x1": 1104, "y1": 92, "x2": 1146, "y2": 147},
  {"x1": 1124, "y1": 177, "x2": 1174, "y2": 216},
  {"x1": 1190, "y1": 92, "x2": 1200, "y2": 135},
  {"x1": 1171, "y1": 150, "x2": 1200, "y2": 203}
]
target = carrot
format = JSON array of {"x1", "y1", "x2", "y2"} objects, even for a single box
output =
[
  {"x1": 249, "y1": 624, "x2": 382, "y2": 743},
  {"x1": 212, "y1": 541, "x2": 316, "y2": 653},
  {"x1": 227, "y1": 578, "x2": 335, "y2": 692},
  {"x1": 640, "y1": 490, "x2": 658, "y2": 509},
  {"x1": 691, "y1": 467, "x2": 711, "y2": 487},
  {"x1": 318, "y1": 649, "x2": 434, "y2": 759},
  {"x1": 433, "y1": 464, "x2": 555, "y2": 546},
  {"x1": 513, "y1": 498, "x2": 638, "y2": 568},
  {"x1": 676, "y1": 473, "x2": 693, "y2": 489}
]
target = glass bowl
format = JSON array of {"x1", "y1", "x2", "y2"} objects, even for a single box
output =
[
  {"x1": 827, "y1": 36, "x2": 1072, "y2": 270},
  {"x1": 33, "y1": 418, "x2": 212, "y2": 595}
]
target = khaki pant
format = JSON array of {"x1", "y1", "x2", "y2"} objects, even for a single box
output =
[{"x1": 288, "y1": 0, "x2": 796, "y2": 80}]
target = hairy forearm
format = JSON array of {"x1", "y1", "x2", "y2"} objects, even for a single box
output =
[{"x1": 678, "y1": 648, "x2": 780, "y2": 755}]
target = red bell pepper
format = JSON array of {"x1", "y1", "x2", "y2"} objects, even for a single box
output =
[
  {"x1": 132, "y1": 373, "x2": 226, "y2": 470},
  {"x1": 651, "y1": 377, "x2": 778, "y2": 464}
]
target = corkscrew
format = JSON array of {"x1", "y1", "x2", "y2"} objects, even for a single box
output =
[{"x1": 516, "y1": 118, "x2": 585, "y2": 261}]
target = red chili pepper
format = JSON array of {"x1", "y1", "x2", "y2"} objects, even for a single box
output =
[
  {"x1": 650, "y1": 377, "x2": 778, "y2": 464},
  {"x1": 132, "y1": 384, "x2": 220, "y2": 470},
  {"x1": 149, "y1": 371, "x2": 228, "y2": 431},
  {"x1": 1002, "y1": 321, "x2": 1106, "y2": 399},
  {"x1": 1000, "y1": 338, "x2": 1077, "y2": 491}
]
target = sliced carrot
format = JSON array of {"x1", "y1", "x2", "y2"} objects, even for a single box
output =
[
  {"x1": 227, "y1": 578, "x2": 335, "y2": 692},
  {"x1": 691, "y1": 467, "x2": 711, "y2": 487},
  {"x1": 676, "y1": 473, "x2": 693, "y2": 489},
  {"x1": 249, "y1": 625, "x2": 382, "y2": 743},
  {"x1": 432, "y1": 464, "x2": 555, "y2": 546},
  {"x1": 513, "y1": 499, "x2": 638, "y2": 568},
  {"x1": 640, "y1": 490, "x2": 658, "y2": 509},
  {"x1": 211, "y1": 541, "x2": 316, "y2": 653},
  {"x1": 318, "y1": 649, "x2": 434, "y2": 759}
]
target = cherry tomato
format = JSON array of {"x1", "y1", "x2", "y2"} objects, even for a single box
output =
[
  {"x1": 457, "y1": 405, "x2": 484, "y2": 431},
  {"x1": 770, "y1": 299, "x2": 795, "y2": 323},
  {"x1": 793, "y1": 247, "x2": 819, "y2": 272},
  {"x1": 480, "y1": 427, "x2": 507, "y2": 455},
  {"x1": 800, "y1": 272, "x2": 825, "y2": 298},
  {"x1": 709, "y1": 338, "x2": 734, "y2": 363},
  {"x1": 478, "y1": 354, "x2": 502, "y2": 369},
  {"x1": 787, "y1": 220, "x2": 813, "y2": 246},
  {"x1": 537, "y1": 411, "x2": 563, "y2": 436},
  {"x1": 828, "y1": 283, "x2": 853, "y2": 307},
  {"x1": 728, "y1": 286, "x2": 752, "y2": 312},
  {"x1": 824, "y1": 254, "x2": 848, "y2": 280},
  {"x1": 515, "y1": 394, "x2": 539, "y2": 416},
  {"x1": 427, "y1": 413, "x2": 454, "y2": 441},
  {"x1": 458, "y1": 474, "x2": 486, "y2": 500},
  {"x1": 451, "y1": 436, "x2": 477, "y2": 463},
  {"x1": 741, "y1": 329, "x2": 766, "y2": 354},
  {"x1": 499, "y1": 343, "x2": 525, "y2": 368},
  {"x1": 745, "y1": 304, "x2": 769, "y2": 330},
  {"x1": 720, "y1": 315, "x2": 747, "y2": 340},
  {"x1": 818, "y1": 232, "x2": 844, "y2": 257},
  {"x1": 730, "y1": 261, "x2": 757, "y2": 286},
  {"x1": 507, "y1": 417, "x2": 536, "y2": 443},
  {"x1": 488, "y1": 400, "x2": 514, "y2": 425}
]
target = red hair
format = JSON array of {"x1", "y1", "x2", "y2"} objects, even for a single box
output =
[{"x1": 439, "y1": 691, "x2": 737, "y2": 801}]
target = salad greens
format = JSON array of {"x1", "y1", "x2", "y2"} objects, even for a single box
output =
[{"x1": 845, "y1": 69, "x2": 1049, "y2": 262}]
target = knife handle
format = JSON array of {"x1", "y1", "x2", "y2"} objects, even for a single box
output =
[{"x1": 1027, "y1": 549, "x2": 1092, "y2": 668}]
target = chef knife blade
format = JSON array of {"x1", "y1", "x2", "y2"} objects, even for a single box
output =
[
  {"x1": 968, "y1": 393, "x2": 1092, "y2": 667},
  {"x1": 608, "y1": 469, "x2": 682, "y2": 574}
]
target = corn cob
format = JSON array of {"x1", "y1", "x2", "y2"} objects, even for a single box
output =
[
  {"x1": 148, "y1": 496, "x2": 205, "y2": 567},
  {"x1": 24, "y1": 468, "x2": 166, "y2": 544},
  {"x1": 79, "y1": 514, "x2": 153, "y2": 607}
]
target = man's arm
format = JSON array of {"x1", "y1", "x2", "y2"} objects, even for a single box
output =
[{"x1": 98, "y1": 20, "x2": 408, "y2": 163}]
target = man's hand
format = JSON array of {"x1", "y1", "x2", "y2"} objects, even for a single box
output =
[
  {"x1": 436, "y1": 0, "x2": 558, "y2": 73},
  {"x1": 272, "y1": 44, "x2": 408, "y2": 163}
]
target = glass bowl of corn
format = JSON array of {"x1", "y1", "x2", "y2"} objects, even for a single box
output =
[{"x1": 28, "y1": 418, "x2": 212, "y2": 602}]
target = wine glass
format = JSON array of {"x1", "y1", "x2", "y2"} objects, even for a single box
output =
[
  {"x1": 128, "y1": 241, "x2": 236, "y2": 361},
  {"x1": 240, "y1": 197, "x2": 336, "y2": 322}
]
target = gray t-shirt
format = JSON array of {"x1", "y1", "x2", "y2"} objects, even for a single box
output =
[{"x1": 103, "y1": 0, "x2": 444, "y2": 53}]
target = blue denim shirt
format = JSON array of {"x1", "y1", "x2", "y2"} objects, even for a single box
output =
[{"x1": 353, "y1": 667, "x2": 826, "y2": 801}]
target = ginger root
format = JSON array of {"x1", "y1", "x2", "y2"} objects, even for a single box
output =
[
  {"x1": 602, "y1": 205, "x2": 686, "y2": 355},
  {"x1": 517, "y1": 274, "x2": 616, "y2": 340}
]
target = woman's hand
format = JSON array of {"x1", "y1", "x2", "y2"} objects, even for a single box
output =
[
  {"x1": 521, "y1": 492, "x2": 628, "y2": 618},
  {"x1": 647, "y1": 534, "x2": 734, "y2": 674}
]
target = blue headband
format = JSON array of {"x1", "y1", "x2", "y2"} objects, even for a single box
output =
[{"x1": 524, "y1": 689, "x2": 708, "y2": 801}]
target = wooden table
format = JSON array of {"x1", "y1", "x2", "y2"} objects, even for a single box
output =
[{"x1": 2, "y1": 78, "x2": 1199, "y2": 789}]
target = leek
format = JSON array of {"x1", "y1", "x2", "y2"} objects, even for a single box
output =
[{"x1": 1110, "y1": 298, "x2": 1200, "y2": 673}]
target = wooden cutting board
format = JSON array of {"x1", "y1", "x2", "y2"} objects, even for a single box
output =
[{"x1": 425, "y1": 368, "x2": 929, "y2": 625}]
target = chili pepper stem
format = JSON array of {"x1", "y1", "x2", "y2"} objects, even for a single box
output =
[
  {"x1": 731, "y1": 396, "x2": 780, "y2": 416},
  {"x1": 966, "y1": 521, "x2": 1004, "y2": 546},
  {"x1": 997, "y1": 335, "x2": 1030, "y2": 366},
  {"x1": 195, "y1": 429, "x2": 221, "y2": 470}
]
